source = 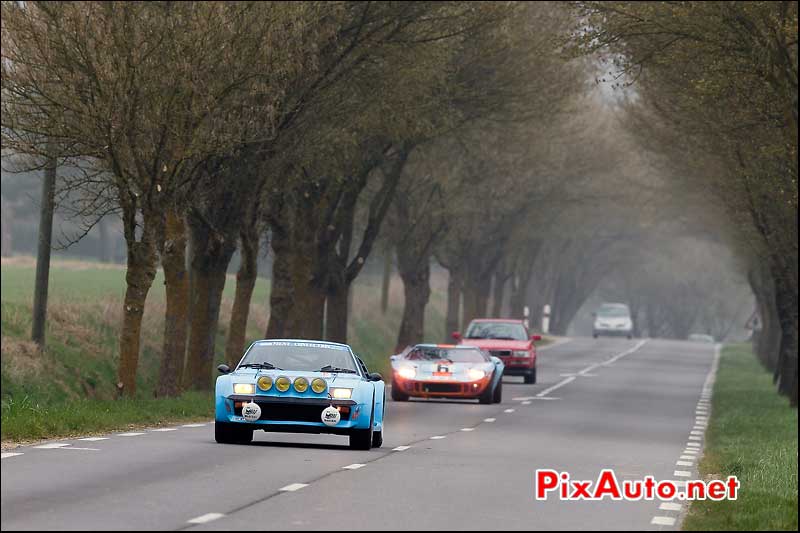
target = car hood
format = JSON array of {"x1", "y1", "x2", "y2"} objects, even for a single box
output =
[{"x1": 459, "y1": 339, "x2": 531, "y2": 351}]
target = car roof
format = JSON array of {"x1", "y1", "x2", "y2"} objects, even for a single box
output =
[{"x1": 469, "y1": 318, "x2": 525, "y2": 324}]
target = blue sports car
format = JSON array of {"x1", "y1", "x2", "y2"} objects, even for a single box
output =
[{"x1": 215, "y1": 339, "x2": 385, "y2": 450}]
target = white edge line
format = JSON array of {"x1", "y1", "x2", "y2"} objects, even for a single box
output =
[
  {"x1": 187, "y1": 513, "x2": 225, "y2": 524},
  {"x1": 279, "y1": 483, "x2": 308, "y2": 492},
  {"x1": 1, "y1": 452, "x2": 23, "y2": 459}
]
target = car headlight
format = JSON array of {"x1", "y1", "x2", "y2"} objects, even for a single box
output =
[
  {"x1": 233, "y1": 383, "x2": 255, "y2": 395},
  {"x1": 275, "y1": 376, "x2": 291, "y2": 392},
  {"x1": 257, "y1": 376, "x2": 273, "y2": 391},
  {"x1": 467, "y1": 368, "x2": 486, "y2": 380},
  {"x1": 397, "y1": 366, "x2": 416, "y2": 379},
  {"x1": 311, "y1": 378, "x2": 327, "y2": 394},
  {"x1": 293, "y1": 377, "x2": 309, "y2": 393},
  {"x1": 512, "y1": 350, "x2": 529, "y2": 358},
  {"x1": 330, "y1": 387, "x2": 352, "y2": 400}
]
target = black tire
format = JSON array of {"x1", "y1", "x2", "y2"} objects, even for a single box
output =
[
  {"x1": 215, "y1": 422, "x2": 253, "y2": 444},
  {"x1": 492, "y1": 379, "x2": 503, "y2": 403},
  {"x1": 350, "y1": 391, "x2": 375, "y2": 450},
  {"x1": 372, "y1": 393, "x2": 385, "y2": 448},
  {"x1": 390, "y1": 380, "x2": 409, "y2": 402},
  {"x1": 479, "y1": 382, "x2": 494, "y2": 404},
  {"x1": 524, "y1": 368, "x2": 536, "y2": 384}
]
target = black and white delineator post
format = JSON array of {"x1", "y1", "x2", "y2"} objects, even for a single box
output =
[{"x1": 542, "y1": 304, "x2": 551, "y2": 334}]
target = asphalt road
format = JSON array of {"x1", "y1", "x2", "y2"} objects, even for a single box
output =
[{"x1": 1, "y1": 337, "x2": 718, "y2": 531}]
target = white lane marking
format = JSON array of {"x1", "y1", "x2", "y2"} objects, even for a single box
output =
[
  {"x1": 79, "y1": 437, "x2": 109, "y2": 441},
  {"x1": 536, "y1": 377, "x2": 575, "y2": 397},
  {"x1": 601, "y1": 339, "x2": 648, "y2": 366},
  {"x1": 512, "y1": 396, "x2": 536, "y2": 401},
  {"x1": 676, "y1": 460, "x2": 693, "y2": 467},
  {"x1": 689, "y1": 436, "x2": 702, "y2": 441},
  {"x1": 693, "y1": 425, "x2": 705, "y2": 430},
  {"x1": 680, "y1": 455, "x2": 695, "y2": 460},
  {"x1": 484, "y1": 418, "x2": 496, "y2": 422},
  {"x1": 521, "y1": 401, "x2": 531, "y2": 405},
  {"x1": 430, "y1": 435, "x2": 446, "y2": 440},
  {"x1": 151, "y1": 428, "x2": 178, "y2": 432},
  {"x1": 280, "y1": 483, "x2": 308, "y2": 492},
  {"x1": 687, "y1": 442, "x2": 700, "y2": 447},
  {"x1": 559, "y1": 374, "x2": 576, "y2": 377},
  {"x1": 460, "y1": 428, "x2": 475, "y2": 432},
  {"x1": 33, "y1": 443, "x2": 71, "y2": 449},
  {"x1": 62, "y1": 447, "x2": 101, "y2": 451},
  {"x1": 392, "y1": 445, "x2": 411, "y2": 451},
  {"x1": 537, "y1": 340, "x2": 648, "y2": 399},
  {"x1": 651, "y1": 516, "x2": 676, "y2": 526},
  {"x1": 1, "y1": 452, "x2": 23, "y2": 459},
  {"x1": 342, "y1": 463, "x2": 365, "y2": 470},
  {"x1": 187, "y1": 513, "x2": 225, "y2": 524},
  {"x1": 674, "y1": 470, "x2": 691, "y2": 477},
  {"x1": 504, "y1": 408, "x2": 515, "y2": 413},
  {"x1": 683, "y1": 449, "x2": 698, "y2": 454},
  {"x1": 118, "y1": 432, "x2": 146, "y2": 437},
  {"x1": 530, "y1": 397, "x2": 560, "y2": 400},
  {"x1": 660, "y1": 502, "x2": 682, "y2": 511},
  {"x1": 182, "y1": 423, "x2": 207, "y2": 428},
  {"x1": 690, "y1": 430, "x2": 703, "y2": 435}
]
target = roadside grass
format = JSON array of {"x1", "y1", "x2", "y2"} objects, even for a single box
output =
[
  {"x1": 1, "y1": 391, "x2": 213, "y2": 442},
  {"x1": 1, "y1": 257, "x2": 447, "y2": 441},
  {"x1": 683, "y1": 343, "x2": 798, "y2": 531}
]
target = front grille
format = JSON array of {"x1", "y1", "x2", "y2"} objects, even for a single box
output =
[
  {"x1": 415, "y1": 382, "x2": 462, "y2": 394},
  {"x1": 490, "y1": 350, "x2": 512, "y2": 357},
  {"x1": 234, "y1": 401, "x2": 351, "y2": 422}
]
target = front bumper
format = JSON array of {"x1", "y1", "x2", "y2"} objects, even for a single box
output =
[
  {"x1": 393, "y1": 376, "x2": 490, "y2": 398},
  {"x1": 217, "y1": 395, "x2": 367, "y2": 433},
  {"x1": 593, "y1": 328, "x2": 632, "y2": 337}
]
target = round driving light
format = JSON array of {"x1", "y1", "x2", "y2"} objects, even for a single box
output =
[
  {"x1": 275, "y1": 376, "x2": 291, "y2": 392},
  {"x1": 293, "y1": 377, "x2": 309, "y2": 393},
  {"x1": 257, "y1": 376, "x2": 273, "y2": 391},
  {"x1": 311, "y1": 378, "x2": 327, "y2": 394},
  {"x1": 398, "y1": 366, "x2": 416, "y2": 380}
]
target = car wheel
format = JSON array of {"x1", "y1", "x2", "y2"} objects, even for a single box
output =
[
  {"x1": 479, "y1": 383, "x2": 494, "y2": 404},
  {"x1": 372, "y1": 397, "x2": 385, "y2": 448},
  {"x1": 350, "y1": 391, "x2": 375, "y2": 450},
  {"x1": 391, "y1": 380, "x2": 409, "y2": 401},
  {"x1": 524, "y1": 368, "x2": 536, "y2": 384},
  {"x1": 215, "y1": 422, "x2": 253, "y2": 444},
  {"x1": 492, "y1": 379, "x2": 503, "y2": 403}
]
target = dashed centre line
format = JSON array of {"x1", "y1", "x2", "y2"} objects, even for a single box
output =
[
  {"x1": 187, "y1": 513, "x2": 225, "y2": 524},
  {"x1": 279, "y1": 483, "x2": 308, "y2": 492}
]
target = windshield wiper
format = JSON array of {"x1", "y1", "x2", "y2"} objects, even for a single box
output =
[
  {"x1": 317, "y1": 365, "x2": 357, "y2": 374},
  {"x1": 239, "y1": 362, "x2": 282, "y2": 370}
]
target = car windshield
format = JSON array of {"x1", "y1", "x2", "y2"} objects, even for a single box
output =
[
  {"x1": 406, "y1": 346, "x2": 487, "y2": 363},
  {"x1": 239, "y1": 341, "x2": 358, "y2": 373},
  {"x1": 597, "y1": 306, "x2": 630, "y2": 318},
  {"x1": 465, "y1": 322, "x2": 527, "y2": 341}
]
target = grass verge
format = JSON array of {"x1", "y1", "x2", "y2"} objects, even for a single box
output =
[
  {"x1": 683, "y1": 343, "x2": 798, "y2": 531},
  {"x1": 1, "y1": 391, "x2": 213, "y2": 443}
]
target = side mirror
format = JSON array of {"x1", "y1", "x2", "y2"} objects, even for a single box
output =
[
  {"x1": 368, "y1": 372, "x2": 383, "y2": 382},
  {"x1": 217, "y1": 364, "x2": 231, "y2": 374},
  {"x1": 531, "y1": 335, "x2": 542, "y2": 341},
  {"x1": 451, "y1": 331, "x2": 462, "y2": 341}
]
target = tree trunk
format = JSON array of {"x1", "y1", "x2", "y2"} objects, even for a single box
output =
[
  {"x1": 491, "y1": 271, "x2": 507, "y2": 318},
  {"x1": 773, "y1": 275, "x2": 798, "y2": 406},
  {"x1": 266, "y1": 222, "x2": 293, "y2": 338},
  {"x1": 117, "y1": 236, "x2": 159, "y2": 397},
  {"x1": 325, "y1": 278, "x2": 349, "y2": 343},
  {"x1": 462, "y1": 269, "x2": 491, "y2": 327},
  {"x1": 396, "y1": 257, "x2": 431, "y2": 353},
  {"x1": 31, "y1": 154, "x2": 57, "y2": 346},
  {"x1": 184, "y1": 217, "x2": 237, "y2": 391},
  {"x1": 156, "y1": 210, "x2": 189, "y2": 397},
  {"x1": 445, "y1": 267, "x2": 463, "y2": 341},
  {"x1": 225, "y1": 229, "x2": 260, "y2": 366}
]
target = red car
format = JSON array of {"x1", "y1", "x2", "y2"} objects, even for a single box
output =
[{"x1": 453, "y1": 319, "x2": 541, "y2": 384}]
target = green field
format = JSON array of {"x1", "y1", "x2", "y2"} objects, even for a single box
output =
[
  {"x1": 0, "y1": 256, "x2": 449, "y2": 441},
  {"x1": 683, "y1": 344, "x2": 798, "y2": 531}
]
